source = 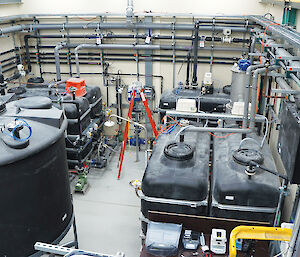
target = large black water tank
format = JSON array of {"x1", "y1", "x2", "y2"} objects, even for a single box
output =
[
  {"x1": 141, "y1": 128, "x2": 210, "y2": 232},
  {"x1": 159, "y1": 87, "x2": 230, "y2": 113},
  {"x1": 211, "y1": 133, "x2": 281, "y2": 224},
  {"x1": 0, "y1": 96, "x2": 73, "y2": 257}
]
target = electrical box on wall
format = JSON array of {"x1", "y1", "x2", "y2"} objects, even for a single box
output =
[{"x1": 278, "y1": 101, "x2": 300, "y2": 184}]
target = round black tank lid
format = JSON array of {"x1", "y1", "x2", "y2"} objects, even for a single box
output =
[
  {"x1": 15, "y1": 96, "x2": 52, "y2": 109},
  {"x1": 7, "y1": 86, "x2": 26, "y2": 95},
  {"x1": 164, "y1": 142, "x2": 194, "y2": 161},
  {"x1": 0, "y1": 100, "x2": 6, "y2": 113},
  {"x1": 233, "y1": 148, "x2": 264, "y2": 166}
]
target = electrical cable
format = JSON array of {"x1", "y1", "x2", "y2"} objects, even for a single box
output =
[{"x1": 255, "y1": 22, "x2": 280, "y2": 117}]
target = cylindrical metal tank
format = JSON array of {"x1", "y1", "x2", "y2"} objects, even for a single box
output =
[
  {"x1": 141, "y1": 128, "x2": 210, "y2": 233},
  {"x1": 0, "y1": 96, "x2": 73, "y2": 257},
  {"x1": 230, "y1": 63, "x2": 247, "y2": 104}
]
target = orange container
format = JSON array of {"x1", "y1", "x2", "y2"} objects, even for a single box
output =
[{"x1": 65, "y1": 78, "x2": 87, "y2": 97}]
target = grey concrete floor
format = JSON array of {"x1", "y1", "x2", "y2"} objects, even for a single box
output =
[{"x1": 65, "y1": 149, "x2": 145, "y2": 257}]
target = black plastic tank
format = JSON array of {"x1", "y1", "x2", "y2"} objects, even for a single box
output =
[
  {"x1": 211, "y1": 133, "x2": 281, "y2": 224},
  {"x1": 0, "y1": 96, "x2": 73, "y2": 257},
  {"x1": 62, "y1": 96, "x2": 91, "y2": 135},
  {"x1": 159, "y1": 87, "x2": 230, "y2": 114},
  {"x1": 141, "y1": 128, "x2": 210, "y2": 232},
  {"x1": 85, "y1": 85, "x2": 102, "y2": 119}
]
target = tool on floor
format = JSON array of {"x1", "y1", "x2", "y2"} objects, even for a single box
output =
[
  {"x1": 117, "y1": 81, "x2": 158, "y2": 179},
  {"x1": 210, "y1": 229, "x2": 227, "y2": 254},
  {"x1": 182, "y1": 230, "x2": 201, "y2": 250}
]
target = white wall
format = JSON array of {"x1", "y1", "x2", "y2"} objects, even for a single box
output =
[{"x1": 0, "y1": 0, "x2": 283, "y2": 17}]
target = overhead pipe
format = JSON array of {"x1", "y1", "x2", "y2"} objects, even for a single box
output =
[
  {"x1": 75, "y1": 43, "x2": 157, "y2": 77},
  {"x1": 30, "y1": 51, "x2": 237, "y2": 61},
  {"x1": 23, "y1": 33, "x2": 249, "y2": 43},
  {"x1": 0, "y1": 22, "x2": 249, "y2": 35},
  {"x1": 250, "y1": 15, "x2": 300, "y2": 49},
  {"x1": 192, "y1": 22, "x2": 199, "y2": 86},
  {"x1": 126, "y1": 0, "x2": 134, "y2": 26},
  {"x1": 54, "y1": 42, "x2": 78, "y2": 81},
  {"x1": 249, "y1": 65, "x2": 279, "y2": 129}
]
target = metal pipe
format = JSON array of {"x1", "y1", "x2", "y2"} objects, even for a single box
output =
[
  {"x1": 242, "y1": 63, "x2": 266, "y2": 128},
  {"x1": 249, "y1": 65, "x2": 279, "y2": 129}
]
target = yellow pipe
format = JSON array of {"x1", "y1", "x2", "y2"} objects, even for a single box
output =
[{"x1": 229, "y1": 226, "x2": 292, "y2": 257}]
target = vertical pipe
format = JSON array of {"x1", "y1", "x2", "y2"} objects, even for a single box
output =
[
  {"x1": 249, "y1": 36, "x2": 256, "y2": 64},
  {"x1": 33, "y1": 17, "x2": 43, "y2": 78},
  {"x1": 54, "y1": 43, "x2": 64, "y2": 81},
  {"x1": 172, "y1": 16, "x2": 176, "y2": 88},
  {"x1": 24, "y1": 36, "x2": 32, "y2": 73},
  {"x1": 185, "y1": 51, "x2": 191, "y2": 87},
  {"x1": 192, "y1": 22, "x2": 199, "y2": 86},
  {"x1": 209, "y1": 18, "x2": 215, "y2": 73},
  {"x1": 249, "y1": 66, "x2": 278, "y2": 129},
  {"x1": 242, "y1": 64, "x2": 265, "y2": 128},
  {"x1": 65, "y1": 16, "x2": 73, "y2": 77},
  {"x1": 287, "y1": 198, "x2": 300, "y2": 257}
]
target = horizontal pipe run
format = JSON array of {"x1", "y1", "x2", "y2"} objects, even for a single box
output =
[
  {"x1": 165, "y1": 110, "x2": 266, "y2": 123},
  {"x1": 276, "y1": 77, "x2": 299, "y2": 94},
  {"x1": 250, "y1": 15, "x2": 300, "y2": 49},
  {"x1": 24, "y1": 34, "x2": 249, "y2": 43},
  {"x1": 184, "y1": 126, "x2": 252, "y2": 134},
  {"x1": 29, "y1": 52, "x2": 238, "y2": 61},
  {"x1": 28, "y1": 44, "x2": 249, "y2": 52},
  {"x1": 290, "y1": 73, "x2": 300, "y2": 87},
  {"x1": 0, "y1": 22, "x2": 250, "y2": 35},
  {"x1": 32, "y1": 59, "x2": 234, "y2": 66}
]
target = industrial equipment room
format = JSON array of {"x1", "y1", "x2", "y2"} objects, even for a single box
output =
[{"x1": 0, "y1": 0, "x2": 300, "y2": 256}]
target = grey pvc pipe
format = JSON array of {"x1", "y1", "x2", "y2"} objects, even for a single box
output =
[
  {"x1": 290, "y1": 73, "x2": 300, "y2": 87},
  {"x1": 249, "y1": 65, "x2": 278, "y2": 129},
  {"x1": 184, "y1": 126, "x2": 252, "y2": 134},
  {"x1": 249, "y1": 36, "x2": 256, "y2": 64},
  {"x1": 54, "y1": 43, "x2": 66, "y2": 81},
  {"x1": 276, "y1": 77, "x2": 295, "y2": 92},
  {"x1": 242, "y1": 63, "x2": 265, "y2": 128},
  {"x1": 0, "y1": 22, "x2": 248, "y2": 35},
  {"x1": 75, "y1": 44, "x2": 159, "y2": 77},
  {"x1": 250, "y1": 16, "x2": 300, "y2": 49}
]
